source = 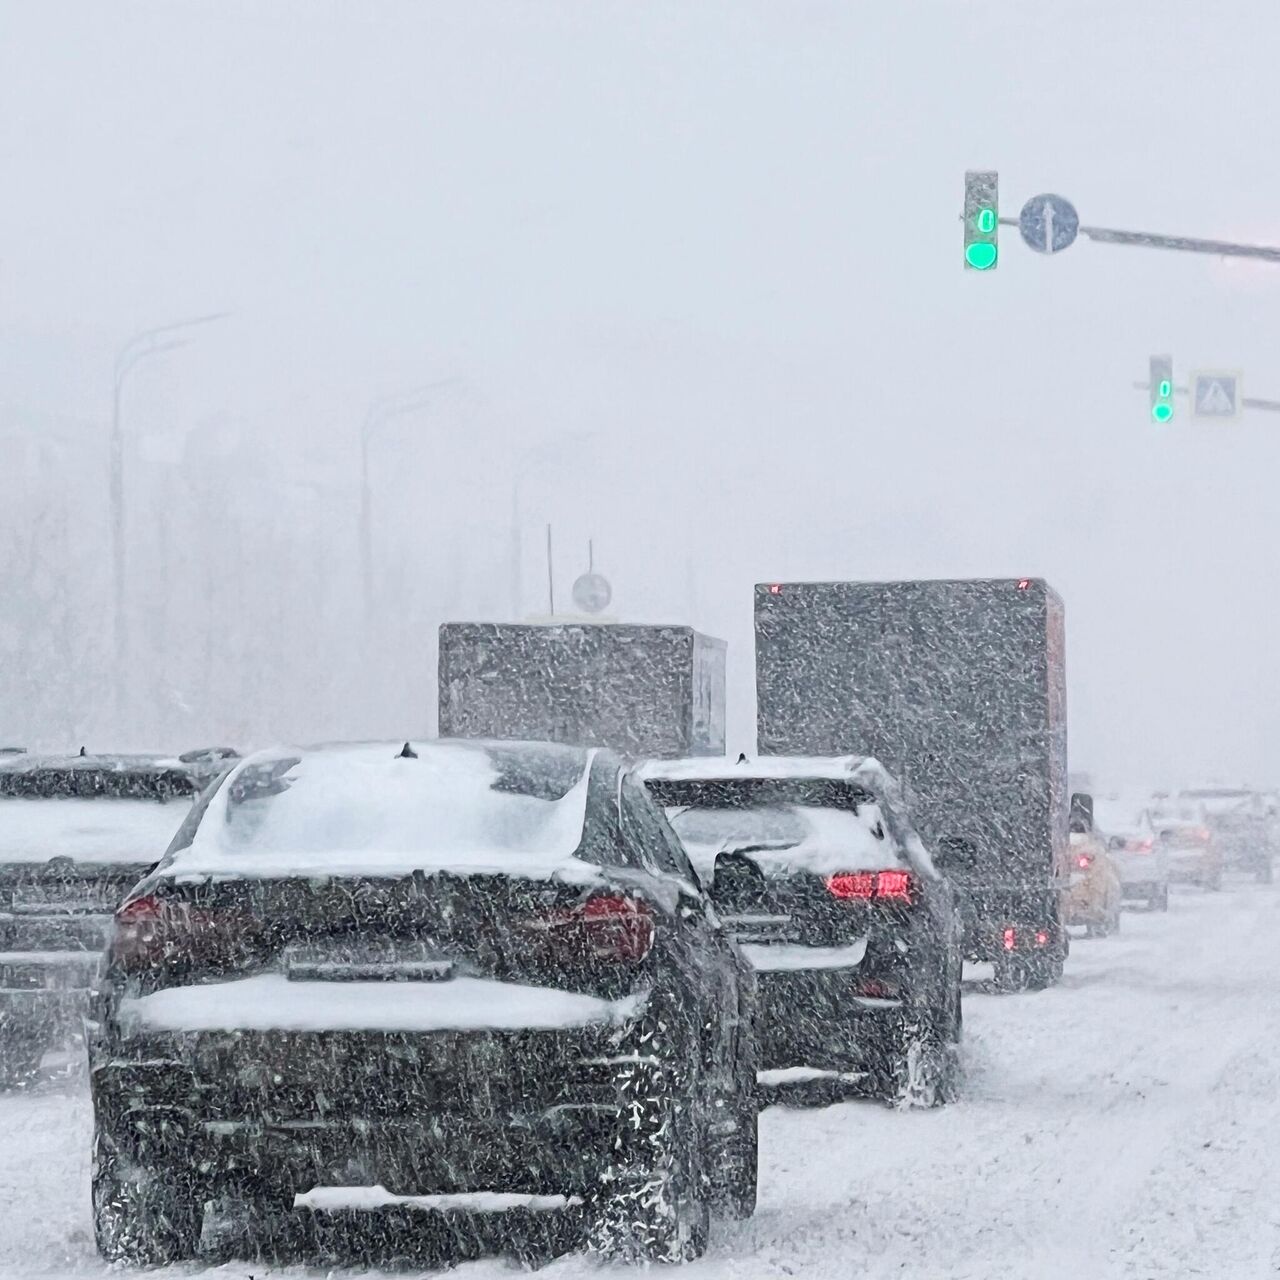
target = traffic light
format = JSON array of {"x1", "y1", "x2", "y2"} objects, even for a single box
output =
[
  {"x1": 964, "y1": 170, "x2": 999, "y2": 270},
  {"x1": 1150, "y1": 355, "x2": 1174, "y2": 423}
]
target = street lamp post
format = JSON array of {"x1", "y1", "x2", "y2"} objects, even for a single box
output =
[
  {"x1": 359, "y1": 381, "x2": 459, "y2": 622},
  {"x1": 110, "y1": 312, "x2": 228, "y2": 721}
]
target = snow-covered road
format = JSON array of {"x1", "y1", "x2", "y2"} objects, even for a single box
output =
[{"x1": 4, "y1": 883, "x2": 1278, "y2": 1279}]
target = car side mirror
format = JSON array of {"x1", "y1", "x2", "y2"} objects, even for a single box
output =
[{"x1": 710, "y1": 851, "x2": 767, "y2": 910}]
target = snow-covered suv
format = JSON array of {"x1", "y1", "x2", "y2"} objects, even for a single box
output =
[
  {"x1": 641, "y1": 755, "x2": 962, "y2": 1107},
  {"x1": 88, "y1": 740, "x2": 756, "y2": 1266},
  {"x1": 0, "y1": 750, "x2": 233, "y2": 1086}
]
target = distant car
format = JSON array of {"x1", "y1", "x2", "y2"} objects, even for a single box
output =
[
  {"x1": 1064, "y1": 831, "x2": 1123, "y2": 935},
  {"x1": 88, "y1": 741, "x2": 756, "y2": 1266},
  {"x1": 0, "y1": 750, "x2": 232, "y2": 1086},
  {"x1": 1154, "y1": 816, "x2": 1223, "y2": 890},
  {"x1": 1093, "y1": 803, "x2": 1169, "y2": 911},
  {"x1": 1178, "y1": 788, "x2": 1273, "y2": 884},
  {"x1": 640, "y1": 755, "x2": 962, "y2": 1108}
]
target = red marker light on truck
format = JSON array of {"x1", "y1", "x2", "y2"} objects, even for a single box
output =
[
  {"x1": 1016, "y1": 579, "x2": 1032, "y2": 590},
  {"x1": 1002, "y1": 927, "x2": 1017, "y2": 951},
  {"x1": 768, "y1": 584, "x2": 783, "y2": 595}
]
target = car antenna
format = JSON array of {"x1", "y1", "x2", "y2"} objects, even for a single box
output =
[
  {"x1": 78, "y1": 746, "x2": 87, "y2": 757},
  {"x1": 397, "y1": 742, "x2": 418, "y2": 759}
]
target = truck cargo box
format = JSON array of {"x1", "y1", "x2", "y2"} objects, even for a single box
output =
[
  {"x1": 754, "y1": 578, "x2": 1067, "y2": 979},
  {"x1": 438, "y1": 622, "x2": 726, "y2": 759}
]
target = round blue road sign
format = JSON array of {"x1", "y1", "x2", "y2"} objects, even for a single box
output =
[{"x1": 1018, "y1": 193, "x2": 1079, "y2": 254}]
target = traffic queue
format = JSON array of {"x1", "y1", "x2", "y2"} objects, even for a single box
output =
[{"x1": 0, "y1": 576, "x2": 1276, "y2": 1267}]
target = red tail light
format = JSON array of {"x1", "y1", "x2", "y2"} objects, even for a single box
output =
[
  {"x1": 1127, "y1": 838, "x2": 1154, "y2": 853},
  {"x1": 540, "y1": 893, "x2": 655, "y2": 963},
  {"x1": 1034, "y1": 930, "x2": 1049, "y2": 947},
  {"x1": 852, "y1": 977, "x2": 900, "y2": 999},
  {"x1": 110, "y1": 894, "x2": 238, "y2": 971},
  {"x1": 826, "y1": 869, "x2": 914, "y2": 904},
  {"x1": 1076, "y1": 854, "x2": 1092, "y2": 870},
  {"x1": 1002, "y1": 926, "x2": 1017, "y2": 951}
]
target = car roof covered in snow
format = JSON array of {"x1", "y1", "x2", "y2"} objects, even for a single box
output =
[
  {"x1": 637, "y1": 754, "x2": 895, "y2": 789},
  {"x1": 160, "y1": 738, "x2": 606, "y2": 883}
]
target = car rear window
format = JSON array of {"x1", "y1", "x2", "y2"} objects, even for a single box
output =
[
  {"x1": 666, "y1": 803, "x2": 901, "y2": 879},
  {"x1": 171, "y1": 742, "x2": 595, "y2": 880}
]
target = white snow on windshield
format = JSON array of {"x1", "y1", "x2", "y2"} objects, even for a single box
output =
[
  {"x1": 0, "y1": 797, "x2": 192, "y2": 865},
  {"x1": 668, "y1": 802, "x2": 902, "y2": 878},
  {"x1": 168, "y1": 743, "x2": 596, "y2": 881}
]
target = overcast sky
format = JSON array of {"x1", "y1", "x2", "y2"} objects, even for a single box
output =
[{"x1": 3, "y1": 1, "x2": 1279, "y2": 783}]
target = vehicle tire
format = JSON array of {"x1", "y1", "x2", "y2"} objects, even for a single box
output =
[
  {"x1": 710, "y1": 1021, "x2": 758, "y2": 1220},
  {"x1": 587, "y1": 1002, "x2": 710, "y2": 1264},
  {"x1": 992, "y1": 952, "x2": 1029, "y2": 992},
  {"x1": 0, "y1": 1034, "x2": 45, "y2": 1088},
  {"x1": 882, "y1": 998, "x2": 957, "y2": 1109},
  {"x1": 1025, "y1": 947, "x2": 1065, "y2": 990},
  {"x1": 92, "y1": 1127, "x2": 204, "y2": 1265}
]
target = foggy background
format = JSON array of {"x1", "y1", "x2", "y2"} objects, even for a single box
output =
[{"x1": 2, "y1": 0, "x2": 1277, "y2": 784}]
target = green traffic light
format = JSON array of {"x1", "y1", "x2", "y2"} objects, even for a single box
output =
[
  {"x1": 1152, "y1": 403, "x2": 1173, "y2": 423},
  {"x1": 1158, "y1": 380, "x2": 1171, "y2": 397},
  {"x1": 976, "y1": 208, "x2": 996, "y2": 234},
  {"x1": 965, "y1": 243, "x2": 998, "y2": 270}
]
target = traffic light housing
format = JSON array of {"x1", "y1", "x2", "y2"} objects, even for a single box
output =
[
  {"x1": 964, "y1": 170, "x2": 999, "y2": 270},
  {"x1": 1150, "y1": 355, "x2": 1174, "y2": 423}
]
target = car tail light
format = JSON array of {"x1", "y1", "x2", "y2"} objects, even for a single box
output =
[
  {"x1": 1127, "y1": 838, "x2": 1154, "y2": 853},
  {"x1": 1002, "y1": 927, "x2": 1017, "y2": 951},
  {"x1": 1076, "y1": 854, "x2": 1092, "y2": 870},
  {"x1": 110, "y1": 895, "x2": 203, "y2": 970},
  {"x1": 826, "y1": 870, "x2": 915, "y2": 905},
  {"x1": 541, "y1": 893, "x2": 655, "y2": 963},
  {"x1": 110, "y1": 894, "x2": 246, "y2": 972},
  {"x1": 852, "y1": 977, "x2": 900, "y2": 999},
  {"x1": 1034, "y1": 930, "x2": 1049, "y2": 947}
]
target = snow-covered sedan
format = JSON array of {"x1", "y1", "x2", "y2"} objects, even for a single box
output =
[
  {"x1": 88, "y1": 741, "x2": 756, "y2": 1266},
  {"x1": 640, "y1": 755, "x2": 962, "y2": 1107},
  {"x1": 0, "y1": 750, "x2": 232, "y2": 1086}
]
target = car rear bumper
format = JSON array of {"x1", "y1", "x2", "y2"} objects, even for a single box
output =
[
  {"x1": 1118, "y1": 879, "x2": 1163, "y2": 900},
  {"x1": 0, "y1": 950, "x2": 102, "y2": 1045},
  {"x1": 91, "y1": 1023, "x2": 647, "y2": 1196},
  {"x1": 753, "y1": 968, "x2": 907, "y2": 1073},
  {"x1": 1167, "y1": 857, "x2": 1218, "y2": 883}
]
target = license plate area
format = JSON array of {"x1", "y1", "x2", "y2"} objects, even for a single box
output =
[{"x1": 283, "y1": 942, "x2": 456, "y2": 983}]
